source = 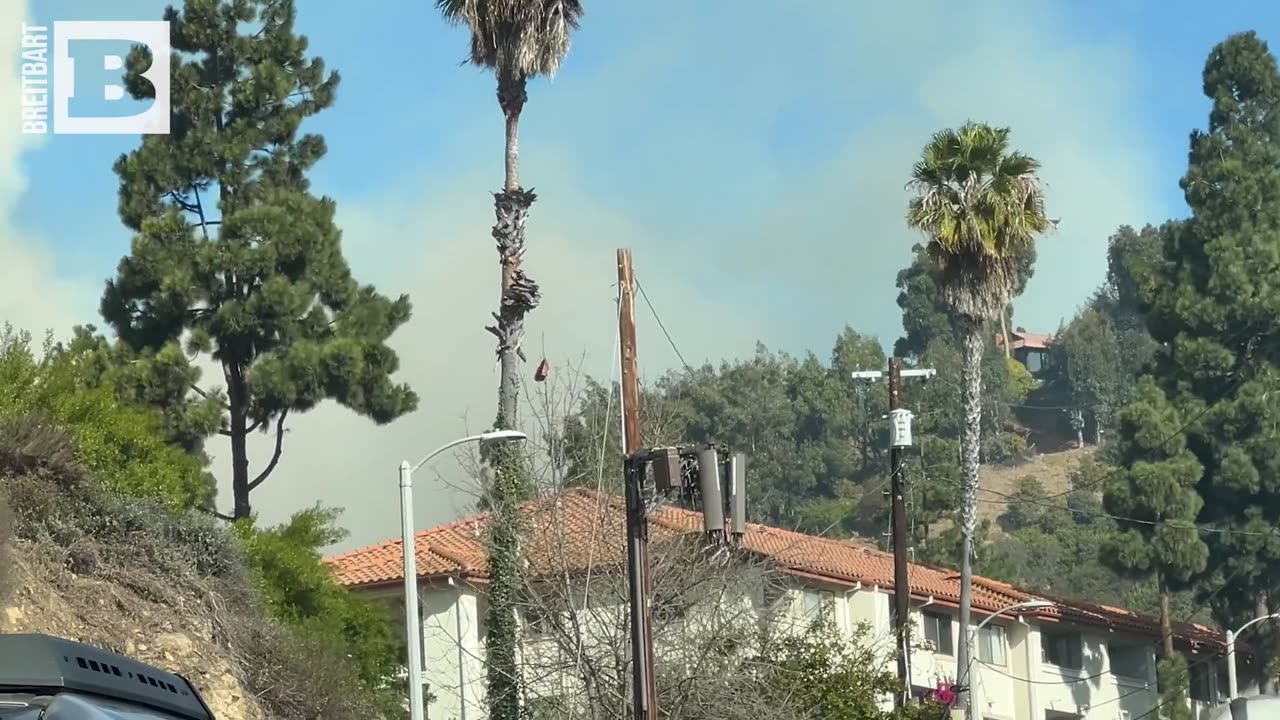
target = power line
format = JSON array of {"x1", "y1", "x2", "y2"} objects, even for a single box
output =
[
  {"x1": 971, "y1": 563, "x2": 1250, "y2": 715},
  {"x1": 925, "y1": 325, "x2": 1263, "y2": 503},
  {"x1": 634, "y1": 275, "x2": 698, "y2": 379},
  {"x1": 1042, "y1": 324, "x2": 1266, "y2": 500},
  {"x1": 966, "y1": 481, "x2": 1280, "y2": 539}
]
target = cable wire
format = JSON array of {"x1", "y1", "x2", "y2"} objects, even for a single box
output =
[
  {"x1": 634, "y1": 275, "x2": 698, "y2": 379},
  {"x1": 958, "y1": 475, "x2": 1280, "y2": 539}
]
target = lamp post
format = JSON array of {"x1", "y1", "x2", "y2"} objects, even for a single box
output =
[
  {"x1": 965, "y1": 600, "x2": 1055, "y2": 720},
  {"x1": 1227, "y1": 612, "x2": 1280, "y2": 700},
  {"x1": 401, "y1": 429, "x2": 528, "y2": 720}
]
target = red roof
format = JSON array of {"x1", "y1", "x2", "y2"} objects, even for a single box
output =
[
  {"x1": 325, "y1": 488, "x2": 1223, "y2": 650},
  {"x1": 996, "y1": 331, "x2": 1054, "y2": 351}
]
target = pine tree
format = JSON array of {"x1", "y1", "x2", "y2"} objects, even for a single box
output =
[
  {"x1": 56, "y1": 325, "x2": 224, "y2": 465},
  {"x1": 1103, "y1": 378, "x2": 1209, "y2": 658},
  {"x1": 102, "y1": 0, "x2": 417, "y2": 519},
  {"x1": 1132, "y1": 31, "x2": 1280, "y2": 678}
]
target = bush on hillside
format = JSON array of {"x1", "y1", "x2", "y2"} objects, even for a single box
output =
[
  {"x1": 1005, "y1": 357, "x2": 1035, "y2": 402},
  {"x1": 0, "y1": 412, "x2": 404, "y2": 719},
  {"x1": 235, "y1": 507, "x2": 405, "y2": 713},
  {"x1": 0, "y1": 327, "x2": 212, "y2": 507},
  {"x1": 0, "y1": 485, "x2": 12, "y2": 606}
]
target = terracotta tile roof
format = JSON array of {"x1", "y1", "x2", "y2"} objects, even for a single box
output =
[
  {"x1": 325, "y1": 488, "x2": 1224, "y2": 650},
  {"x1": 996, "y1": 331, "x2": 1055, "y2": 351}
]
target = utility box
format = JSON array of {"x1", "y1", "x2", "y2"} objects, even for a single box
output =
[
  {"x1": 697, "y1": 446, "x2": 724, "y2": 533},
  {"x1": 889, "y1": 408, "x2": 914, "y2": 448},
  {"x1": 651, "y1": 447, "x2": 682, "y2": 493}
]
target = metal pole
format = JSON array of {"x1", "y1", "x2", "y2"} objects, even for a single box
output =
[
  {"x1": 618, "y1": 248, "x2": 656, "y2": 720},
  {"x1": 624, "y1": 457, "x2": 655, "y2": 720},
  {"x1": 964, "y1": 601, "x2": 1052, "y2": 720},
  {"x1": 401, "y1": 460, "x2": 425, "y2": 720},
  {"x1": 1225, "y1": 612, "x2": 1280, "y2": 701},
  {"x1": 1227, "y1": 629, "x2": 1237, "y2": 700},
  {"x1": 889, "y1": 357, "x2": 912, "y2": 708}
]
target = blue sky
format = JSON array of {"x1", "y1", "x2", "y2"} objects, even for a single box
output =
[{"x1": 6, "y1": 0, "x2": 1280, "y2": 548}]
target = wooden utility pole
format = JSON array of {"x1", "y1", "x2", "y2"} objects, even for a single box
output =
[
  {"x1": 853, "y1": 360, "x2": 935, "y2": 707},
  {"x1": 888, "y1": 358, "x2": 912, "y2": 706},
  {"x1": 617, "y1": 248, "x2": 657, "y2": 720}
]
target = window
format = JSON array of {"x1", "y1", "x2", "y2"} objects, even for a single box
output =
[
  {"x1": 922, "y1": 611, "x2": 954, "y2": 656},
  {"x1": 762, "y1": 583, "x2": 787, "y2": 611},
  {"x1": 523, "y1": 607, "x2": 555, "y2": 635},
  {"x1": 1108, "y1": 642, "x2": 1149, "y2": 680},
  {"x1": 1040, "y1": 630, "x2": 1083, "y2": 671},
  {"x1": 526, "y1": 696, "x2": 568, "y2": 719},
  {"x1": 978, "y1": 624, "x2": 1007, "y2": 665},
  {"x1": 800, "y1": 590, "x2": 834, "y2": 621},
  {"x1": 1189, "y1": 661, "x2": 1212, "y2": 702}
]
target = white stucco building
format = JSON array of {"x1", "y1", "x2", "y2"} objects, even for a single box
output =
[{"x1": 328, "y1": 489, "x2": 1233, "y2": 720}]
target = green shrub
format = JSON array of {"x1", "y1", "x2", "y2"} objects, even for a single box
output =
[
  {"x1": 756, "y1": 619, "x2": 947, "y2": 719},
  {"x1": 0, "y1": 327, "x2": 211, "y2": 506},
  {"x1": 1005, "y1": 357, "x2": 1036, "y2": 402},
  {"x1": 235, "y1": 507, "x2": 405, "y2": 716}
]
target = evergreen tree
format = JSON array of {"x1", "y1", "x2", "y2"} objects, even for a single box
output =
[
  {"x1": 1047, "y1": 309, "x2": 1125, "y2": 442},
  {"x1": 102, "y1": 0, "x2": 417, "y2": 520},
  {"x1": 55, "y1": 325, "x2": 223, "y2": 472},
  {"x1": 1102, "y1": 378, "x2": 1208, "y2": 657},
  {"x1": 1134, "y1": 31, "x2": 1280, "y2": 669},
  {"x1": 894, "y1": 244, "x2": 955, "y2": 361}
]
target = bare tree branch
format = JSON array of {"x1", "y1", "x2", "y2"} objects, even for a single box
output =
[{"x1": 247, "y1": 410, "x2": 288, "y2": 492}]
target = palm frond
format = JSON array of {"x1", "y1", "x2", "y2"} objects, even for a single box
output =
[
  {"x1": 435, "y1": 0, "x2": 584, "y2": 79},
  {"x1": 905, "y1": 122, "x2": 1049, "y2": 323}
]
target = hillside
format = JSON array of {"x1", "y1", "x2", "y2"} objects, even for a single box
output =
[
  {"x1": 978, "y1": 446, "x2": 1094, "y2": 526},
  {"x1": 922, "y1": 446, "x2": 1094, "y2": 538},
  {"x1": 0, "y1": 551, "x2": 264, "y2": 720},
  {"x1": 0, "y1": 413, "x2": 382, "y2": 720}
]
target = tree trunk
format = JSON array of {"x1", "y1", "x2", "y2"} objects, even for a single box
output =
[
  {"x1": 490, "y1": 71, "x2": 537, "y2": 431},
  {"x1": 999, "y1": 308, "x2": 1011, "y2": 359},
  {"x1": 1159, "y1": 570, "x2": 1174, "y2": 659},
  {"x1": 485, "y1": 70, "x2": 539, "y2": 720},
  {"x1": 226, "y1": 363, "x2": 252, "y2": 520},
  {"x1": 956, "y1": 323, "x2": 984, "y2": 708}
]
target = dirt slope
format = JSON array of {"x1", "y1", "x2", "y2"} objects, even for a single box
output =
[
  {"x1": 925, "y1": 446, "x2": 1094, "y2": 537},
  {"x1": 977, "y1": 446, "x2": 1095, "y2": 525},
  {"x1": 0, "y1": 548, "x2": 265, "y2": 720}
]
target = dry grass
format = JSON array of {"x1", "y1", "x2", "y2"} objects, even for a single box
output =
[
  {"x1": 977, "y1": 446, "x2": 1093, "y2": 527},
  {"x1": 0, "y1": 486, "x2": 12, "y2": 607},
  {"x1": 926, "y1": 446, "x2": 1094, "y2": 537},
  {"x1": 0, "y1": 412, "x2": 393, "y2": 720}
]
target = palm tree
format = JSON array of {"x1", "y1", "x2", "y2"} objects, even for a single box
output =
[
  {"x1": 435, "y1": 2, "x2": 583, "y2": 718},
  {"x1": 905, "y1": 122, "x2": 1049, "y2": 704}
]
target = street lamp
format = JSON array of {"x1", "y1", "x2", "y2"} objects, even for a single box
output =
[
  {"x1": 1227, "y1": 613, "x2": 1280, "y2": 700},
  {"x1": 965, "y1": 600, "x2": 1055, "y2": 720},
  {"x1": 400, "y1": 429, "x2": 528, "y2": 720}
]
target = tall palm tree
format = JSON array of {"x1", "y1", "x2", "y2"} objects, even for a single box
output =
[
  {"x1": 435, "y1": 2, "x2": 583, "y2": 718},
  {"x1": 905, "y1": 122, "x2": 1049, "y2": 705}
]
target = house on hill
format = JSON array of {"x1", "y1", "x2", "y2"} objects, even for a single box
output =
[
  {"x1": 327, "y1": 488, "x2": 1231, "y2": 720},
  {"x1": 997, "y1": 329, "x2": 1055, "y2": 375}
]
